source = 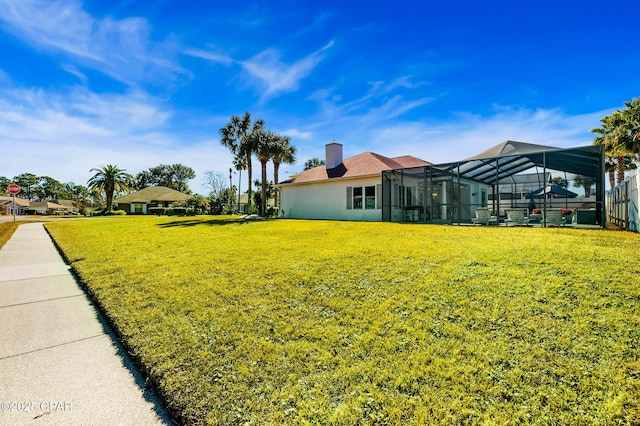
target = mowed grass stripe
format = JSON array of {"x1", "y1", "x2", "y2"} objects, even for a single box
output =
[{"x1": 45, "y1": 217, "x2": 640, "y2": 425}]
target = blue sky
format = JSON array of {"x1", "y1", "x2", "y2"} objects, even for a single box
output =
[{"x1": 1, "y1": 0, "x2": 639, "y2": 193}]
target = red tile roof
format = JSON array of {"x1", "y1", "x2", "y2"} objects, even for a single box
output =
[{"x1": 283, "y1": 152, "x2": 430, "y2": 184}]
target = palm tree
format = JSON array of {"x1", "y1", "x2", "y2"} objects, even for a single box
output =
[
  {"x1": 622, "y1": 98, "x2": 640, "y2": 144},
  {"x1": 232, "y1": 154, "x2": 246, "y2": 212},
  {"x1": 573, "y1": 175, "x2": 596, "y2": 197},
  {"x1": 604, "y1": 154, "x2": 616, "y2": 189},
  {"x1": 593, "y1": 99, "x2": 640, "y2": 185},
  {"x1": 621, "y1": 98, "x2": 640, "y2": 170},
  {"x1": 87, "y1": 165, "x2": 132, "y2": 212},
  {"x1": 219, "y1": 112, "x2": 264, "y2": 212},
  {"x1": 253, "y1": 130, "x2": 279, "y2": 216},
  {"x1": 271, "y1": 135, "x2": 296, "y2": 210},
  {"x1": 304, "y1": 157, "x2": 325, "y2": 170},
  {"x1": 592, "y1": 111, "x2": 628, "y2": 184}
]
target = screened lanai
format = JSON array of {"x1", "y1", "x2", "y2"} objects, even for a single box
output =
[{"x1": 381, "y1": 141, "x2": 606, "y2": 227}]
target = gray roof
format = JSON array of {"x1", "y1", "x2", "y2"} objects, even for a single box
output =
[
  {"x1": 464, "y1": 140, "x2": 559, "y2": 161},
  {"x1": 439, "y1": 141, "x2": 605, "y2": 185},
  {"x1": 114, "y1": 186, "x2": 189, "y2": 204}
]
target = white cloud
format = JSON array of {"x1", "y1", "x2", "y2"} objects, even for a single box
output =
[
  {"x1": 0, "y1": 86, "x2": 231, "y2": 189},
  {"x1": 61, "y1": 64, "x2": 88, "y2": 84},
  {"x1": 368, "y1": 75, "x2": 428, "y2": 95},
  {"x1": 281, "y1": 129, "x2": 312, "y2": 139},
  {"x1": 239, "y1": 41, "x2": 334, "y2": 101},
  {"x1": 362, "y1": 95, "x2": 434, "y2": 121},
  {"x1": 364, "y1": 106, "x2": 608, "y2": 164},
  {"x1": 0, "y1": 0, "x2": 189, "y2": 87},
  {"x1": 278, "y1": 104, "x2": 611, "y2": 179},
  {"x1": 183, "y1": 47, "x2": 234, "y2": 65}
]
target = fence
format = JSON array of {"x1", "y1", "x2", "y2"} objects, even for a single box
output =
[{"x1": 606, "y1": 169, "x2": 639, "y2": 232}]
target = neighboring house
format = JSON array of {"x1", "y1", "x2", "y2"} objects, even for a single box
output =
[
  {"x1": 235, "y1": 194, "x2": 274, "y2": 214},
  {"x1": 54, "y1": 199, "x2": 80, "y2": 214},
  {"x1": 26, "y1": 201, "x2": 70, "y2": 215},
  {"x1": 278, "y1": 141, "x2": 430, "y2": 221},
  {"x1": 0, "y1": 196, "x2": 30, "y2": 215},
  {"x1": 114, "y1": 186, "x2": 190, "y2": 214},
  {"x1": 236, "y1": 194, "x2": 250, "y2": 214}
]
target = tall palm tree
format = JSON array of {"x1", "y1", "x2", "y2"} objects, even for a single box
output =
[
  {"x1": 604, "y1": 154, "x2": 616, "y2": 189},
  {"x1": 232, "y1": 153, "x2": 246, "y2": 212},
  {"x1": 621, "y1": 98, "x2": 640, "y2": 167},
  {"x1": 573, "y1": 175, "x2": 596, "y2": 197},
  {"x1": 593, "y1": 99, "x2": 640, "y2": 185},
  {"x1": 253, "y1": 130, "x2": 279, "y2": 216},
  {"x1": 87, "y1": 165, "x2": 132, "y2": 211},
  {"x1": 219, "y1": 112, "x2": 264, "y2": 212},
  {"x1": 592, "y1": 111, "x2": 629, "y2": 184},
  {"x1": 622, "y1": 98, "x2": 640, "y2": 144},
  {"x1": 271, "y1": 135, "x2": 296, "y2": 210}
]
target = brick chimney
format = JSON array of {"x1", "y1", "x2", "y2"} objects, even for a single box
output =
[{"x1": 325, "y1": 140, "x2": 343, "y2": 169}]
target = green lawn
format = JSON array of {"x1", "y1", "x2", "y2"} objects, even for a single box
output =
[
  {"x1": 45, "y1": 217, "x2": 640, "y2": 425},
  {"x1": 0, "y1": 221, "x2": 21, "y2": 249}
]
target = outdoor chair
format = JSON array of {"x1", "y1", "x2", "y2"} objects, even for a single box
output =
[
  {"x1": 505, "y1": 208, "x2": 529, "y2": 226},
  {"x1": 472, "y1": 207, "x2": 497, "y2": 225},
  {"x1": 543, "y1": 208, "x2": 565, "y2": 226}
]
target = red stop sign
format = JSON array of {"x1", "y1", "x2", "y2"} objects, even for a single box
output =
[{"x1": 7, "y1": 184, "x2": 21, "y2": 195}]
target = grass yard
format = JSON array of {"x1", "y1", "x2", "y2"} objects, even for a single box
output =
[
  {"x1": 0, "y1": 221, "x2": 21, "y2": 249},
  {"x1": 45, "y1": 217, "x2": 640, "y2": 425}
]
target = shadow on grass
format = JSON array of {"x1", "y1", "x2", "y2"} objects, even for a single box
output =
[{"x1": 156, "y1": 218, "x2": 260, "y2": 228}]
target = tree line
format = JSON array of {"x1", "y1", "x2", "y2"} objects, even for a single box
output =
[
  {"x1": 0, "y1": 173, "x2": 90, "y2": 202},
  {"x1": 1, "y1": 163, "x2": 200, "y2": 214}
]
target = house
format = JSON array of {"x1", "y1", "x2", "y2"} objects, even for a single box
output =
[
  {"x1": 54, "y1": 199, "x2": 81, "y2": 214},
  {"x1": 235, "y1": 193, "x2": 275, "y2": 214},
  {"x1": 278, "y1": 141, "x2": 430, "y2": 221},
  {"x1": 280, "y1": 140, "x2": 606, "y2": 227},
  {"x1": 26, "y1": 201, "x2": 70, "y2": 215},
  {"x1": 0, "y1": 196, "x2": 30, "y2": 215},
  {"x1": 114, "y1": 186, "x2": 190, "y2": 214}
]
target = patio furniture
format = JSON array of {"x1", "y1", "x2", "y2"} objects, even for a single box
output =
[
  {"x1": 472, "y1": 207, "x2": 497, "y2": 225},
  {"x1": 573, "y1": 209, "x2": 597, "y2": 225},
  {"x1": 505, "y1": 208, "x2": 529, "y2": 226},
  {"x1": 543, "y1": 208, "x2": 565, "y2": 226}
]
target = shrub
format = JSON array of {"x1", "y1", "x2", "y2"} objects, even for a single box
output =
[
  {"x1": 91, "y1": 209, "x2": 127, "y2": 216},
  {"x1": 148, "y1": 207, "x2": 165, "y2": 216},
  {"x1": 172, "y1": 207, "x2": 187, "y2": 216}
]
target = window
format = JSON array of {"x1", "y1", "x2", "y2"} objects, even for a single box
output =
[
  {"x1": 353, "y1": 187, "x2": 363, "y2": 209},
  {"x1": 365, "y1": 186, "x2": 375, "y2": 209},
  {"x1": 348, "y1": 186, "x2": 380, "y2": 210}
]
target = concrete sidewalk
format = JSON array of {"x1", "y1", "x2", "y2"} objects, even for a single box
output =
[{"x1": 0, "y1": 222, "x2": 173, "y2": 425}]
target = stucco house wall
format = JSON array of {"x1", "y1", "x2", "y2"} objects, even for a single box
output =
[
  {"x1": 280, "y1": 176, "x2": 382, "y2": 221},
  {"x1": 278, "y1": 142, "x2": 430, "y2": 221}
]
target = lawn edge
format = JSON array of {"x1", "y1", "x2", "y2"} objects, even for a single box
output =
[{"x1": 43, "y1": 224, "x2": 182, "y2": 426}]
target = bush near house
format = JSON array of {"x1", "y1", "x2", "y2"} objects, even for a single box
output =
[
  {"x1": 148, "y1": 207, "x2": 201, "y2": 216},
  {"x1": 90, "y1": 209, "x2": 127, "y2": 216},
  {"x1": 45, "y1": 217, "x2": 640, "y2": 425}
]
